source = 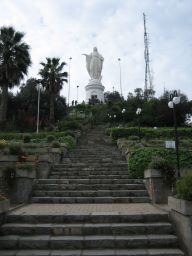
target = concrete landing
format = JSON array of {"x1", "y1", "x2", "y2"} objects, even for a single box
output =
[{"x1": 8, "y1": 203, "x2": 166, "y2": 215}]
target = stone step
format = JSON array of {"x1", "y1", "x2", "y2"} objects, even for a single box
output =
[
  {"x1": 68, "y1": 147, "x2": 121, "y2": 150},
  {"x1": 6, "y1": 213, "x2": 169, "y2": 224},
  {"x1": 1, "y1": 222, "x2": 173, "y2": 236},
  {"x1": 32, "y1": 190, "x2": 148, "y2": 197},
  {"x1": 36, "y1": 179, "x2": 144, "y2": 185},
  {"x1": 52, "y1": 167, "x2": 128, "y2": 172},
  {"x1": 51, "y1": 170, "x2": 128, "y2": 175},
  {"x1": 56, "y1": 165, "x2": 128, "y2": 169},
  {"x1": 49, "y1": 175, "x2": 130, "y2": 179},
  {"x1": 65, "y1": 155, "x2": 123, "y2": 159},
  {"x1": 0, "y1": 234, "x2": 178, "y2": 250},
  {"x1": 68, "y1": 150, "x2": 120, "y2": 153},
  {"x1": 49, "y1": 173, "x2": 129, "y2": 178},
  {"x1": 62, "y1": 159, "x2": 125, "y2": 163},
  {"x1": 30, "y1": 196, "x2": 150, "y2": 203},
  {"x1": 67, "y1": 152, "x2": 123, "y2": 156},
  {"x1": 65, "y1": 152, "x2": 123, "y2": 155},
  {"x1": 54, "y1": 163, "x2": 128, "y2": 167},
  {"x1": 68, "y1": 148, "x2": 121, "y2": 151},
  {"x1": 63, "y1": 156, "x2": 125, "y2": 162},
  {"x1": 0, "y1": 248, "x2": 185, "y2": 256},
  {"x1": 66, "y1": 155, "x2": 123, "y2": 158},
  {"x1": 68, "y1": 149, "x2": 122, "y2": 151},
  {"x1": 34, "y1": 183, "x2": 145, "y2": 191}
]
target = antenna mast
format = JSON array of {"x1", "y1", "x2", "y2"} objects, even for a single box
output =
[{"x1": 143, "y1": 13, "x2": 154, "y2": 99}]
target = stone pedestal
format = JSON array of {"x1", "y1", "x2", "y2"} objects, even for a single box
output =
[
  {"x1": 11, "y1": 165, "x2": 36, "y2": 204},
  {"x1": 85, "y1": 79, "x2": 105, "y2": 102},
  {"x1": 36, "y1": 155, "x2": 52, "y2": 179},
  {"x1": 144, "y1": 169, "x2": 172, "y2": 203}
]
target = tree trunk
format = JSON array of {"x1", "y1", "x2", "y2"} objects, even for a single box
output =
[
  {"x1": 49, "y1": 93, "x2": 55, "y2": 123},
  {"x1": 0, "y1": 85, "x2": 8, "y2": 125}
]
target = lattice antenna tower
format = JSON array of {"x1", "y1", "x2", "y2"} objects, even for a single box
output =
[{"x1": 143, "y1": 13, "x2": 153, "y2": 99}]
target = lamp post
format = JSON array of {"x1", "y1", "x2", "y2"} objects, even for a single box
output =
[
  {"x1": 113, "y1": 114, "x2": 116, "y2": 127},
  {"x1": 118, "y1": 58, "x2": 122, "y2": 97},
  {"x1": 36, "y1": 80, "x2": 41, "y2": 135},
  {"x1": 136, "y1": 108, "x2": 142, "y2": 140},
  {"x1": 77, "y1": 85, "x2": 79, "y2": 104},
  {"x1": 168, "y1": 90, "x2": 180, "y2": 177},
  {"x1": 68, "y1": 57, "x2": 72, "y2": 106},
  {"x1": 108, "y1": 114, "x2": 112, "y2": 126},
  {"x1": 122, "y1": 108, "x2": 126, "y2": 125}
]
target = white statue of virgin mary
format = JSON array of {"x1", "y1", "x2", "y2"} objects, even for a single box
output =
[{"x1": 83, "y1": 47, "x2": 104, "y2": 81}]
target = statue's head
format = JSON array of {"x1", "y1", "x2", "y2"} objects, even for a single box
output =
[{"x1": 93, "y1": 47, "x2": 98, "y2": 52}]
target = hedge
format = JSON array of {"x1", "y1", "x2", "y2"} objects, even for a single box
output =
[
  {"x1": 58, "y1": 120, "x2": 82, "y2": 131},
  {"x1": 128, "y1": 147, "x2": 192, "y2": 178},
  {"x1": 0, "y1": 131, "x2": 78, "y2": 141},
  {"x1": 106, "y1": 127, "x2": 192, "y2": 140},
  {"x1": 58, "y1": 135, "x2": 76, "y2": 149}
]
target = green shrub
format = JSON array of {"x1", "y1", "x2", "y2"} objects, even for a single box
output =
[
  {"x1": 59, "y1": 136, "x2": 76, "y2": 149},
  {"x1": 16, "y1": 163, "x2": 34, "y2": 171},
  {"x1": 176, "y1": 171, "x2": 192, "y2": 201},
  {"x1": 0, "y1": 139, "x2": 8, "y2": 150},
  {"x1": 23, "y1": 134, "x2": 31, "y2": 143},
  {"x1": 0, "y1": 131, "x2": 69, "y2": 142},
  {"x1": 31, "y1": 138, "x2": 44, "y2": 143},
  {"x1": 46, "y1": 135, "x2": 55, "y2": 143},
  {"x1": 51, "y1": 141, "x2": 61, "y2": 148},
  {"x1": 58, "y1": 120, "x2": 82, "y2": 131},
  {"x1": 62, "y1": 130, "x2": 76, "y2": 138},
  {"x1": 128, "y1": 148, "x2": 192, "y2": 179},
  {"x1": 9, "y1": 142, "x2": 24, "y2": 155},
  {"x1": 105, "y1": 128, "x2": 111, "y2": 136},
  {"x1": 0, "y1": 133, "x2": 23, "y2": 141},
  {"x1": 128, "y1": 135, "x2": 140, "y2": 141},
  {"x1": 148, "y1": 156, "x2": 175, "y2": 185},
  {"x1": 106, "y1": 127, "x2": 192, "y2": 140}
]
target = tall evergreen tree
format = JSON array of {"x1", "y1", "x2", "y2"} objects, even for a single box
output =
[
  {"x1": 0, "y1": 26, "x2": 31, "y2": 124},
  {"x1": 39, "y1": 57, "x2": 68, "y2": 123}
]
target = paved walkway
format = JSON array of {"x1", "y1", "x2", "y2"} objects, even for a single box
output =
[{"x1": 8, "y1": 203, "x2": 168, "y2": 215}]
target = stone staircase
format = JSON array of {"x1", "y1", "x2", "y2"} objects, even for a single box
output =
[
  {"x1": 0, "y1": 127, "x2": 185, "y2": 255},
  {"x1": 31, "y1": 128, "x2": 150, "y2": 204},
  {"x1": 0, "y1": 210, "x2": 184, "y2": 255}
]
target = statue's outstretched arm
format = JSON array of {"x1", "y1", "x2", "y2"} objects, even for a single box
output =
[{"x1": 82, "y1": 54, "x2": 91, "y2": 77}]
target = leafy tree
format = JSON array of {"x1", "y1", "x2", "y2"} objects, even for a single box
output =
[
  {"x1": 4, "y1": 77, "x2": 67, "y2": 131},
  {"x1": 39, "y1": 57, "x2": 68, "y2": 123},
  {"x1": 104, "y1": 91, "x2": 123, "y2": 103},
  {"x1": 144, "y1": 88, "x2": 155, "y2": 99},
  {"x1": 157, "y1": 91, "x2": 190, "y2": 127},
  {"x1": 134, "y1": 88, "x2": 144, "y2": 99},
  {"x1": 0, "y1": 26, "x2": 31, "y2": 125}
]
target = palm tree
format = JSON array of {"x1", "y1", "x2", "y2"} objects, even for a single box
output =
[
  {"x1": 0, "y1": 26, "x2": 31, "y2": 124},
  {"x1": 39, "y1": 57, "x2": 68, "y2": 123}
]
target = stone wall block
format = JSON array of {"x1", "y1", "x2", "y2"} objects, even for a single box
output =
[{"x1": 144, "y1": 169, "x2": 172, "y2": 204}]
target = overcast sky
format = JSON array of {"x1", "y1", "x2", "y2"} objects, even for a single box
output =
[{"x1": 0, "y1": 0, "x2": 192, "y2": 103}]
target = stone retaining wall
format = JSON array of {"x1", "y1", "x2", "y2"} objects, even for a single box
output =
[
  {"x1": 0, "y1": 144, "x2": 68, "y2": 205},
  {"x1": 168, "y1": 196, "x2": 192, "y2": 256}
]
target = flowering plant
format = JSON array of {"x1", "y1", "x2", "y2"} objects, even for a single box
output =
[{"x1": 0, "y1": 139, "x2": 8, "y2": 150}]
